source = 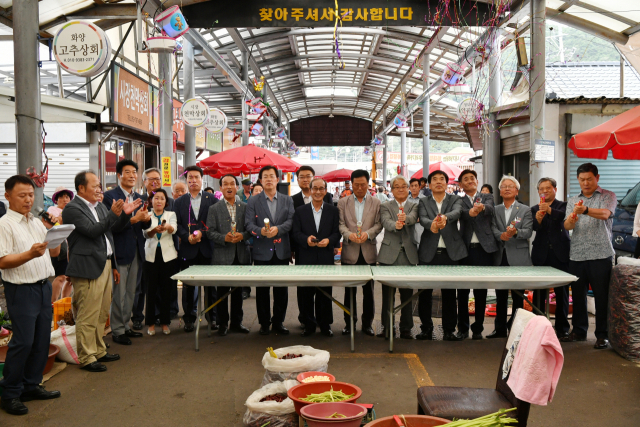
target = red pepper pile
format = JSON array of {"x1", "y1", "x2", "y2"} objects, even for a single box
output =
[
  {"x1": 260, "y1": 393, "x2": 287, "y2": 403},
  {"x1": 280, "y1": 353, "x2": 303, "y2": 360}
]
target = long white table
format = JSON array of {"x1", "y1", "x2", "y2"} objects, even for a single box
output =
[
  {"x1": 172, "y1": 265, "x2": 373, "y2": 352},
  {"x1": 371, "y1": 265, "x2": 578, "y2": 352}
]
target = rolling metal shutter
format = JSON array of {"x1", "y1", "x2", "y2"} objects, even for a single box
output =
[{"x1": 568, "y1": 151, "x2": 640, "y2": 200}]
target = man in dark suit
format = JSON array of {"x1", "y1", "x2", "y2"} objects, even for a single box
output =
[
  {"x1": 490, "y1": 176, "x2": 533, "y2": 338},
  {"x1": 457, "y1": 169, "x2": 498, "y2": 340},
  {"x1": 174, "y1": 165, "x2": 218, "y2": 333},
  {"x1": 102, "y1": 160, "x2": 151, "y2": 346},
  {"x1": 291, "y1": 165, "x2": 334, "y2": 330},
  {"x1": 292, "y1": 177, "x2": 341, "y2": 337},
  {"x1": 135, "y1": 168, "x2": 179, "y2": 325},
  {"x1": 245, "y1": 165, "x2": 295, "y2": 336},
  {"x1": 531, "y1": 177, "x2": 571, "y2": 339},
  {"x1": 417, "y1": 170, "x2": 468, "y2": 341},
  {"x1": 206, "y1": 174, "x2": 251, "y2": 336},
  {"x1": 63, "y1": 170, "x2": 140, "y2": 372}
]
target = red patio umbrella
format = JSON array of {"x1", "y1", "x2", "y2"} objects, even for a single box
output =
[
  {"x1": 197, "y1": 144, "x2": 301, "y2": 176},
  {"x1": 569, "y1": 105, "x2": 640, "y2": 160},
  {"x1": 411, "y1": 161, "x2": 464, "y2": 183},
  {"x1": 319, "y1": 168, "x2": 354, "y2": 183}
]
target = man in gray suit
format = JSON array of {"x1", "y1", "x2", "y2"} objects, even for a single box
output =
[
  {"x1": 417, "y1": 170, "x2": 468, "y2": 341},
  {"x1": 206, "y1": 174, "x2": 251, "y2": 336},
  {"x1": 378, "y1": 175, "x2": 419, "y2": 340},
  {"x1": 62, "y1": 171, "x2": 141, "y2": 372},
  {"x1": 489, "y1": 175, "x2": 533, "y2": 338},
  {"x1": 245, "y1": 165, "x2": 295, "y2": 336}
]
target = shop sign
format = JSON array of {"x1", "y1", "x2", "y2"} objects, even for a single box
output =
[
  {"x1": 534, "y1": 140, "x2": 555, "y2": 163},
  {"x1": 161, "y1": 156, "x2": 172, "y2": 187},
  {"x1": 195, "y1": 127, "x2": 206, "y2": 149},
  {"x1": 375, "y1": 151, "x2": 473, "y2": 166},
  {"x1": 54, "y1": 21, "x2": 110, "y2": 77},
  {"x1": 173, "y1": 99, "x2": 185, "y2": 143},
  {"x1": 204, "y1": 108, "x2": 228, "y2": 133},
  {"x1": 206, "y1": 131, "x2": 222, "y2": 152},
  {"x1": 181, "y1": 98, "x2": 210, "y2": 127},
  {"x1": 111, "y1": 63, "x2": 154, "y2": 135},
  {"x1": 458, "y1": 98, "x2": 483, "y2": 123}
]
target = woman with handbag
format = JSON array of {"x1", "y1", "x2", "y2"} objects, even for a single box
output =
[{"x1": 143, "y1": 189, "x2": 178, "y2": 336}]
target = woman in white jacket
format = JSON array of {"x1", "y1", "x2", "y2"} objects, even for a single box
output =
[{"x1": 143, "y1": 189, "x2": 178, "y2": 336}]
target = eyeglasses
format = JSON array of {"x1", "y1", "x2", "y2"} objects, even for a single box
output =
[
  {"x1": 393, "y1": 185, "x2": 409, "y2": 190},
  {"x1": 311, "y1": 187, "x2": 326, "y2": 192}
]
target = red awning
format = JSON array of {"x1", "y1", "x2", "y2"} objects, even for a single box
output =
[
  {"x1": 319, "y1": 168, "x2": 354, "y2": 183},
  {"x1": 568, "y1": 105, "x2": 640, "y2": 160},
  {"x1": 197, "y1": 144, "x2": 301, "y2": 176},
  {"x1": 411, "y1": 161, "x2": 464, "y2": 183}
]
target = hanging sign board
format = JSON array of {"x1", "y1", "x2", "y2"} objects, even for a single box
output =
[
  {"x1": 161, "y1": 157, "x2": 172, "y2": 187},
  {"x1": 54, "y1": 21, "x2": 111, "y2": 77},
  {"x1": 181, "y1": 98, "x2": 210, "y2": 127},
  {"x1": 111, "y1": 64, "x2": 154, "y2": 135},
  {"x1": 204, "y1": 108, "x2": 228, "y2": 133},
  {"x1": 172, "y1": 99, "x2": 185, "y2": 143},
  {"x1": 534, "y1": 140, "x2": 555, "y2": 163},
  {"x1": 457, "y1": 98, "x2": 483, "y2": 124}
]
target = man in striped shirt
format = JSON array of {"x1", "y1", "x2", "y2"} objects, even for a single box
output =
[{"x1": 0, "y1": 175, "x2": 62, "y2": 416}]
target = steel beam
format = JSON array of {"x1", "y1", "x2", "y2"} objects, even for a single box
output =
[
  {"x1": 484, "y1": 30, "x2": 502, "y2": 204},
  {"x1": 530, "y1": 0, "x2": 546, "y2": 205},
  {"x1": 546, "y1": 7, "x2": 628, "y2": 45},
  {"x1": 241, "y1": 50, "x2": 249, "y2": 146},
  {"x1": 423, "y1": 53, "x2": 430, "y2": 178},
  {"x1": 184, "y1": 38, "x2": 196, "y2": 167},
  {"x1": 159, "y1": 52, "x2": 174, "y2": 184}
]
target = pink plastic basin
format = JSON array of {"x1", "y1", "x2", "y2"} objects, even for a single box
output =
[
  {"x1": 297, "y1": 371, "x2": 336, "y2": 383},
  {"x1": 287, "y1": 381, "x2": 362, "y2": 416},
  {"x1": 301, "y1": 402, "x2": 367, "y2": 427},
  {"x1": 366, "y1": 415, "x2": 451, "y2": 427}
]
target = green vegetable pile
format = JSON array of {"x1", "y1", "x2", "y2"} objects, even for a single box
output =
[
  {"x1": 441, "y1": 408, "x2": 518, "y2": 427},
  {"x1": 299, "y1": 387, "x2": 355, "y2": 403}
]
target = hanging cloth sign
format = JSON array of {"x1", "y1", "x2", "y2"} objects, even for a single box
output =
[
  {"x1": 204, "y1": 108, "x2": 227, "y2": 133},
  {"x1": 53, "y1": 21, "x2": 111, "y2": 78},
  {"x1": 181, "y1": 98, "x2": 210, "y2": 127}
]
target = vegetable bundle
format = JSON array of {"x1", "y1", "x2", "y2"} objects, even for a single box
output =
[
  {"x1": 299, "y1": 387, "x2": 355, "y2": 403},
  {"x1": 440, "y1": 408, "x2": 518, "y2": 427}
]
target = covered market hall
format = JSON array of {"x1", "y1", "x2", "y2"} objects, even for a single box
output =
[{"x1": 0, "y1": 0, "x2": 639, "y2": 426}]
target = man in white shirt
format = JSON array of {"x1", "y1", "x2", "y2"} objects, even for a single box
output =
[{"x1": 0, "y1": 175, "x2": 62, "y2": 415}]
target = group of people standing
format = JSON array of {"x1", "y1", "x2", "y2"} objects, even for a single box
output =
[{"x1": 0, "y1": 158, "x2": 616, "y2": 416}]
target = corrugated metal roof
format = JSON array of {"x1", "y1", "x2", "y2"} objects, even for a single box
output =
[
  {"x1": 546, "y1": 61, "x2": 640, "y2": 98},
  {"x1": 546, "y1": 95, "x2": 640, "y2": 104}
]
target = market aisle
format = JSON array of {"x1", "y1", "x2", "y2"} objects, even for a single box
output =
[{"x1": 6, "y1": 285, "x2": 640, "y2": 427}]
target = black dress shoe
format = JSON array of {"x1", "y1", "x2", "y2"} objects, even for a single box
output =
[
  {"x1": 230, "y1": 324, "x2": 251, "y2": 334},
  {"x1": 272, "y1": 325, "x2": 290, "y2": 335},
  {"x1": 184, "y1": 322, "x2": 195, "y2": 333},
  {"x1": 556, "y1": 331, "x2": 570, "y2": 340},
  {"x1": 486, "y1": 330, "x2": 508, "y2": 339},
  {"x1": 132, "y1": 321, "x2": 143, "y2": 331},
  {"x1": 376, "y1": 327, "x2": 386, "y2": 338},
  {"x1": 594, "y1": 338, "x2": 609, "y2": 349},
  {"x1": 218, "y1": 325, "x2": 229, "y2": 336},
  {"x1": 112, "y1": 334, "x2": 132, "y2": 345},
  {"x1": 362, "y1": 326, "x2": 375, "y2": 336},
  {"x1": 124, "y1": 329, "x2": 143, "y2": 338},
  {"x1": 400, "y1": 331, "x2": 414, "y2": 340},
  {"x1": 1, "y1": 398, "x2": 28, "y2": 415},
  {"x1": 80, "y1": 362, "x2": 107, "y2": 372},
  {"x1": 443, "y1": 331, "x2": 465, "y2": 341},
  {"x1": 560, "y1": 331, "x2": 587, "y2": 342},
  {"x1": 242, "y1": 291, "x2": 249, "y2": 300},
  {"x1": 97, "y1": 353, "x2": 120, "y2": 362},
  {"x1": 342, "y1": 327, "x2": 351, "y2": 335},
  {"x1": 259, "y1": 325, "x2": 270, "y2": 335},
  {"x1": 472, "y1": 333, "x2": 484, "y2": 340},
  {"x1": 458, "y1": 331, "x2": 470, "y2": 340},
  {"x1": 209, "y1": 321, "x2": 219, "y2": 331},
  {"x1": 301, "y1": 329, "x2": 315, "y2": 337},
  {"x1": 20, "y1": 386, "x2": 61, "y2": 402},
  {"x1": 416, "y1": 328, "x2": 433, "y2": 340}
]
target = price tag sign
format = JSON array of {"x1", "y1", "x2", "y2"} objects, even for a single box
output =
[
  {"x1": 162, "y1": 157, "x2": 172, "y2": 187},
  {"x1": 204, "y1": 108, "x2": 227, "y2": 133},
  {"x1": 180, "y1": 98, "x2": 210, "y2": 127}
]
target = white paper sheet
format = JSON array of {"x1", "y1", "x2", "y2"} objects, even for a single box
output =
[{"x1": 44, "y1": 224, "x2": 75, "y2": 247}]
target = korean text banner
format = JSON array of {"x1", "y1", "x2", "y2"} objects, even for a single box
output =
[
  {"x1": 111, "y1": 63, "x2": 154, "y2": 135},
  {"x1": 183, "y1": 0, "x2": 493, "y2": 28}
]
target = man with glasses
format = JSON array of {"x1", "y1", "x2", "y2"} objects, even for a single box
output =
[
  {"x1": 103, "y1": 160, "x2": 151, "y2": 345},
  {"x1": 292, "y1": 166, "x2": 334, "y2": 331},
  {"x1": 292, "y1": 177, "x2": 341, "y2": 337},
  {"x1": 338, "y1": 170, "x2": 382, "y2": 337},
  {"x1": 378, "y1": 176, "x2": 419, "y2": 340},
  {"x1": 564, "y1": 163, "x2": 617, "y2": 350},
  {"x1": 489, "y1": 176, "x2": 533, "y2": 338}
]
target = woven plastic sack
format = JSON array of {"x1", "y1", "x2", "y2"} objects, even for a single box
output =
[
  {"x1": 243, "y1": 380, "x2": 299, "y2": 427},
  {"x1": 50, "y1": 325, "x2": 80, "y2": 364},
  {"x1": 608, "y1": 264, "x2": 640, "y2": 362},
  {"x1": 261, "y1": 345, "x2": 330, "y2": 386}
]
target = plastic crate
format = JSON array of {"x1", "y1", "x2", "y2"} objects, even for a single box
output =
[{"x1": 53, "y1": 297, "x2": 72, "y2": 331}]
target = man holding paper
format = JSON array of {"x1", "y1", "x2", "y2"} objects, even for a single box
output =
[{"x1": 0, "y1": 175, "x2": 61, "y2": 416}]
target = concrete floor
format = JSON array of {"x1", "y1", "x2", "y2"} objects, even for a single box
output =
[{"x1": 5, "y1": 286, "x2": 640, "y2": 427}]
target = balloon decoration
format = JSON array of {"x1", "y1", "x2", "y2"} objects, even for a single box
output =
[
  {"x1": 204, "y1": 108, "x2": 227, "y2": 133},
  {"x1": 253, "y1": 76, "x2": 265, "y2": 92},
  {"x1": 442, "y1": 62, "x2": 463, "y2": 85},
  {"x1": 394, "y1": 113, "x2": 408, "y2": 128},
  {"x1": 53, "y1": 21, "x2": 111, "y2": 78},
  {"x1": 181, "y1": 98, "x2": 210, "y2": 127},
  {"x1": 155, "y1": 5, "x2": 190, "y2": 39}
]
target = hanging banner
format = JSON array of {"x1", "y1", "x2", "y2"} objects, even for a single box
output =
[
  {"x1": 111, "y1": 63, "x2": 154, "y2": 135},
  {"x1": 161, "y1": 157, "x2": 172, "y2": 187},
  {"x1": 204, "y1": 108, "x2": 228, "y2": 133},
  {"x1": 54, "y1": 21, "x2": 111, "y2": 77},
  {"x1": 172, "y1": 99, "x2": 185, "y2": 143},
  {"x1": 206, "y1": 131, "x2": 223, "y2": 152},
  {"x1": 181, "y1": 98, "x2": 210, "y2": 127},
  {"x1": 183, "y1": 1, "x2": 493, "y2": 28},
  {"x1": 195, "y1": 127, "x2": 206, "y2": 149}
]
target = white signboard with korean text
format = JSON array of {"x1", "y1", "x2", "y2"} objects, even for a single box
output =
[
  {"x1": 180, "y1": 98, "x2": 210, "y2": 127},
  {"x1": 534, "y1": 139, "x2": 555, "y2": 163},
  {"x1": 204, "y1": 108, "x2": 228, "y2": 133}
]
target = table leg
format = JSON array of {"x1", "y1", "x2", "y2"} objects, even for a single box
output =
[
  {"x1": 389, "y1": 286, "x2": 394, "y2": 353},
  {"x1": 350, "y1": 287, "x2": 354, "y2": 353},
  {"x1": 195, "y1": 285, "x2": 202, "y2": 352}
]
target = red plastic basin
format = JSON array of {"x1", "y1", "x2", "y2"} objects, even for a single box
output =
[
  {"x1": 301, "y1": 402, "x2": 367, "y2": 427},
  {"x1": 297, "y1": 371, "x2": 336, "y2": 383},
  {"x1": 0, "y1": 344, "x2": 59, "y2": 375},
  {"x1": 366, "y1": 415, "x2": 451, "y2": 427},
  {"x1": 287, "y1": 381, "x2": 362, "y2": 415}
]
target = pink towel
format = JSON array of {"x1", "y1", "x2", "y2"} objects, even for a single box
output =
[{"x1": 506, "y1": 316, "x2": 564, "y2": 406}]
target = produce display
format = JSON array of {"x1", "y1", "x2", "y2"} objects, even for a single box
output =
[
  {"x1": 440, "y1": 408, "x2": 517, "y2": 427},
  {"x1": 260, "y1": 394, "x2": 287, "y2": 403},
  {"x1": 301, "y1": 375, "x2": 331, "y2": 383},
  {"x1": 280, "y1": 353, "x2": 303, "y2": 360},
  {"x1": 299, "y1": 387, "x2": 355, "y2": 403},
  {"x1": 261, "y1": 345, "x2": 330, "y2": 385}
]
